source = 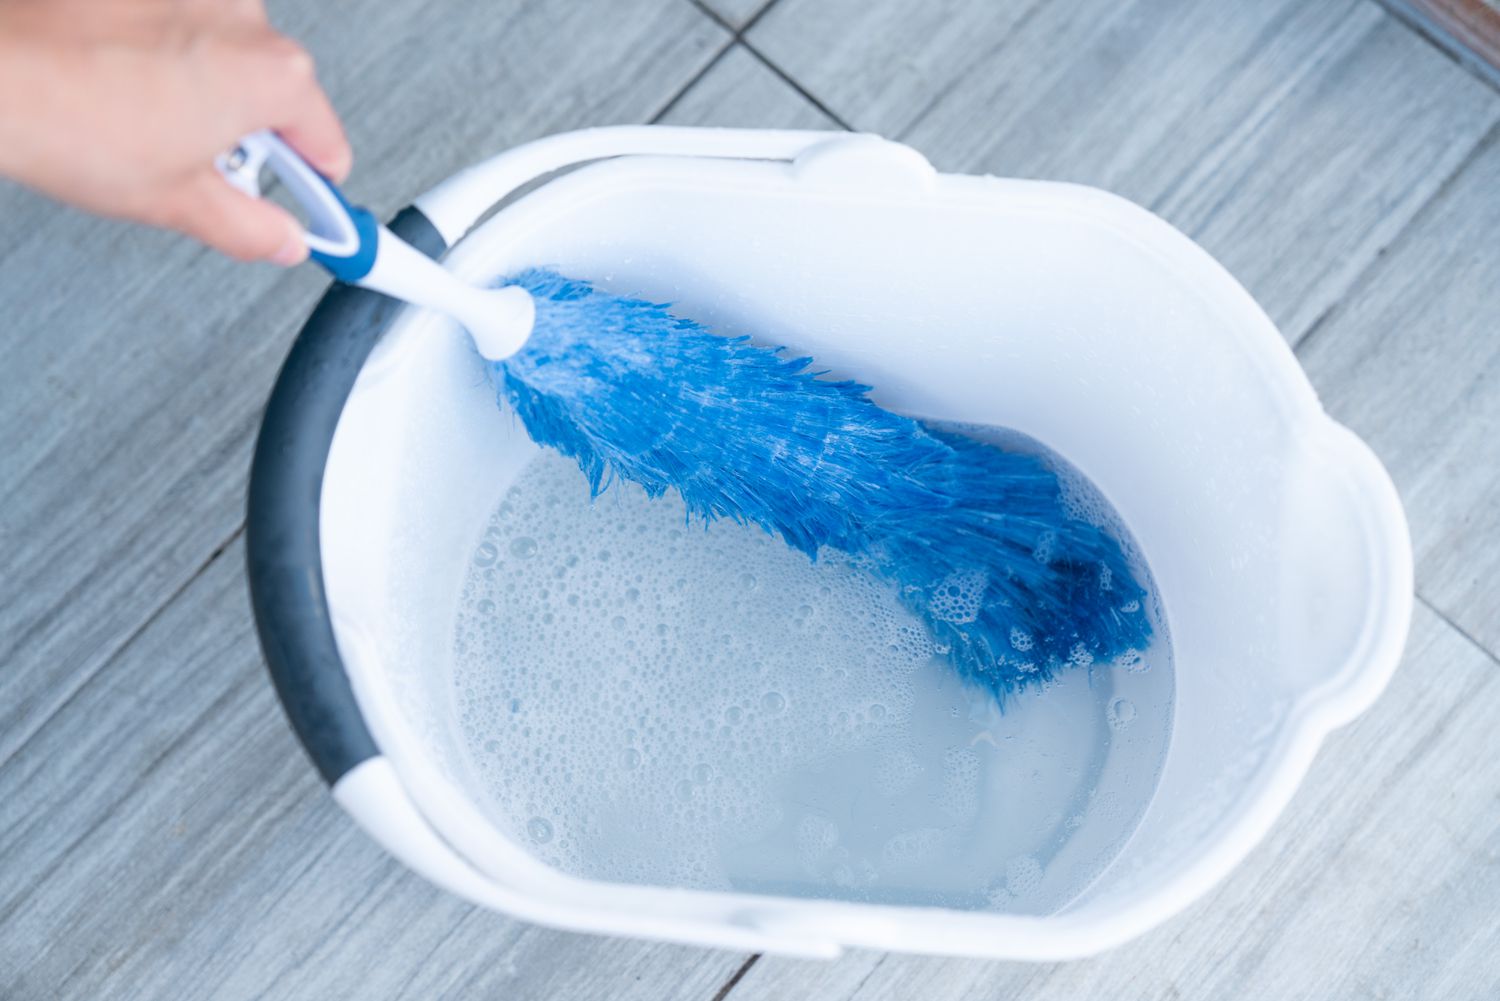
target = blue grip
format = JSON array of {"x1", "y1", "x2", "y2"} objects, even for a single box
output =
[
  {"x1": 309, "y1": 182, "x2": 380, "y2": 284},
  {"x1": 222, "y1": 130, "x2": 382, "y2": 284}
]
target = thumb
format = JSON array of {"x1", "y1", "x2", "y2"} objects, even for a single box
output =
[{"x1": 165, "y1": 170, "x2": 308, "y2": 265}]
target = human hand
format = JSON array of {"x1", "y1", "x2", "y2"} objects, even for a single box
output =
[{"x1": 0, "y1": 0, "x2": 350, "y2": 264}]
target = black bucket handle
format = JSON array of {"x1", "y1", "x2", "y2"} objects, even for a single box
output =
[{"x1": 246, "y1": 206, "x2": 447, "y2": 784}]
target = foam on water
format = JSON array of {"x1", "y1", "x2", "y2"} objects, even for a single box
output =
[{"x1": 451, "y1": 431, "x2": 1173, "y2": 913}]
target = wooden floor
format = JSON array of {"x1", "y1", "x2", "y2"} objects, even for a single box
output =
[{"x1": 3, "y1": 0, "x2": 1499, "y2": 997}]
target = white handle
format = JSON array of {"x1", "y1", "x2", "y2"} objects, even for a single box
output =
[
  {"x1": 361, "y1": 234, "x2": 535, "y2": 360},
  {"x1": 217, "y1": 131, "x2": 536, "y2": 358},
  {"x1": 216, "y1": 130, "x2": 362, "y2": 259}
]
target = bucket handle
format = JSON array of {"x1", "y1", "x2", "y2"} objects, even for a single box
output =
[{"x1": 413, "y1": 125, "x2": 848, "y2": 247}]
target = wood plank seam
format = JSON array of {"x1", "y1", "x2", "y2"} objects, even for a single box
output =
[
  {"x1": 383, "y1": 909, "x2": 484, "y2": 997},
  {"x1": 660, "y1": 0, "x2": 792, "y2": 126},
  {"x1": 1140, "y1": 3, "x2": 1389, "y2": 249},
  {"x1": 1380, "y1": 0, "x2": 1500, "y2": 92},
  {"x1": 1292, "y1": 117, "x2": 1500, "y2": 356},
  {"x1": 257, "y1": 872, "x2": 472, "y2": 999},
  {"x1": 689, "y1": 0, "x2": 785, "y2": 40},
  {"x1": 710, "y1": 955, "x2": 762, "y2": 1001},
  {"x1": 688, "y1": 0, "x2": 855, "y2": 129},
  {"x1": 0, "y1": 524, "x2": 248, "y2": 774},
  {"x1": 533, "y1": 1, "x2": 735, "y2": 125},
  {"x1": 1417, "y1": 593, "x2": 1500, "y2": 671},
  {"x1": 684, "y1": 0, "x2": 857, "y2": 131},
  {"x1": 650, "y1": 36, "x2": 739, "y2": 123},
  {"x1": 847, "y1": 953, "x2": 890, "y2": 998},
  {"x1": 892, "y1": 0, "x2": 1053, "y2": 142},
  {"x1": 0, "y1": 658, "x2": 262, "y2": 928},
  {"x1": 737, "y1": 38, "x2": 856, "y2": 130}
]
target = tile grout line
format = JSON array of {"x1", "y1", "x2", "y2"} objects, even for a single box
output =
[
  {"x1": 1292, "y1": 117, "x2": 1500, "y2": 355},
  {"x1": 687, "y1": 0, "x2": 779, "y2": 36},
  {"x1": 0, "y1": 522, "x2": 248, "y2": 775},
  {"x1": 651, "y1": 13, "x2": 834, "y2": 1001},
  {"x1": 708, "y1": 954, "x2": 761, "y2": 1001},
  {"x1": 656, "y1": 0, "x2": 796, "y2": 125},
  {"x1": 1416, "y1": 592, "x2": 1500, "y2": 672},
  {"x1": 391, "y1": 908, "x2": 480, "y2": 998},
  {"x1": 649, "y1": 34, "x2": 739, "y2": 124},
  {"x1": 688, "y1": 0, "x2": 737, "y2": 33},
  {"x1": 734, "y1": 0, "x2": 790, "y2": 37},
  {"x1": 0, "y1": 639, "x2": 263, "y2": 927},
  {"x1": 737, "y1": 37, "x2": 855, "y2": 131},
  {"x1": 688, "y1": 0, "x2": 855, "y2": 130},
  {"x1": 1375, "y1": 0, "x2": 1500, "y2": 94},
  {"x1": 658, "y1": 12, "x2": 841, "y2": 1001},
  {"x1": 892, "y1": 0, "x2": 1053, "y2": 142},
  {"x1": 252, "y1": 854, "x2": 416, "y2": 999},
  {"x1": 1148, "y1": 0, "x2": 1389, "y2": 237},
  {"x1": 840, "y1": 953, "x2": 890, "y2": 1001}
]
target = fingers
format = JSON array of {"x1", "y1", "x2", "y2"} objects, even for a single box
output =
[
  {"x1": 224, "y1": 0, "x2": 271, "y2": 24},
  {"x1": 163, "y1": 169, "x2": 308, "y2": 265},
  {"x1": 186, "y1": 0, "x2": 269, "y2": 27},
  {"x1": 161, "y1": 28, "x2": 349, "y2": 263},
  {"x1": 277, "y1": 80, "x2": 352, "y2": 183},
  {"x1": 244, "y1": 34, "x2": 352, "y2": 183}
]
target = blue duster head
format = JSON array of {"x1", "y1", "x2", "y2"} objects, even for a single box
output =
[{"x1": 490, "y1": 269, "x2": 1152, "y2": 702}]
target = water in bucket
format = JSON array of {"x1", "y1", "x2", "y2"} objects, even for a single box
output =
[{"x1": 450, "y1": 426, "x2": 1173, "y2": 913}]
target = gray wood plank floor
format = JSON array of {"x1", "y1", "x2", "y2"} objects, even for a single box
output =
[{"x1": 3, "y1": 0, "x2": 1498, "y2": 998}]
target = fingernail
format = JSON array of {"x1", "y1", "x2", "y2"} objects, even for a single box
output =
[
  {"x1": 272, "y1": 232, "x2": 309, "y2": 267},
  {"x1": 331, "y1": 153, "x2": 353, "y2": 184}
]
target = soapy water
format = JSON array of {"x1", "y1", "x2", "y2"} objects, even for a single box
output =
[{"x1": 451, "y1": 429, "x2": 1173, "y2": 913}]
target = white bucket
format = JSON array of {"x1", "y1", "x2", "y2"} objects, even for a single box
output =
[{"x1": 311, "y1": 127, "x2": 1411, "y2": 960}]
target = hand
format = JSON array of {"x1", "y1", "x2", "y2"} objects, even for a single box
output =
[{"x1": 0, "y1": 0, "x2": 351, "y2": 264}]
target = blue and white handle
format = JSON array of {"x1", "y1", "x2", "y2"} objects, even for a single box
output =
[{"x1": 217, "y1": 130, "x2": 535, "y2": 360}]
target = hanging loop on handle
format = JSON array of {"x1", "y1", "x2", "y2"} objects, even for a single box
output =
[
  {"x1": 217, "y1": 130, "x2": 536, "y2": 359},
  {"x1": 215, "y1": 130, "x2": 380, "y2": 282}
]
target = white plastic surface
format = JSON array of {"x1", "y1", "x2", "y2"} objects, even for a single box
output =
[
  {"x1": 220, "y1": 130, "x2": 539, "y2": 360},
  {"x1": 414, "y1": 125, "x2": 847, "y2": 245},
  {"x1": 332, "y1": 757, "x2": 843, "y2": 957},
  {"x1": 362, "y1": 234, "x2": 536, "y2": 360},
  {"x1": 318, "y1": 129, "x2": 1413, "y2": 960},
  {"x1": 218, "y1": 130, "x2": 360, "y2": 258}
]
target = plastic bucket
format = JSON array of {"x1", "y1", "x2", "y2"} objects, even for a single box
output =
[{"x1": 247, "y1": 126, "x2": 1413, "y2": 960}]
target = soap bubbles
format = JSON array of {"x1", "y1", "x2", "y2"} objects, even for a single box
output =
[
  {"x1": 1004, "y1": 855, "x2": 1043, "y2": 896},
  {"x1": 926, "y1": 569, "x2": 988, "y2": 625},
  {"x1": 451, "y1": 452, "x2": 936, "y2": 892},
  {"x1": 449, "y1": 449, "x2": 1175, "y2": 912},
  {"x1": 1107, "y1": 698, "x2": 1137, "y2": 728}
]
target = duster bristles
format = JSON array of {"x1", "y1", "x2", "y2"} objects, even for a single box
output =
[{"x1": 489, "y1": 269, "x2": 1151, "y2": 702}]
